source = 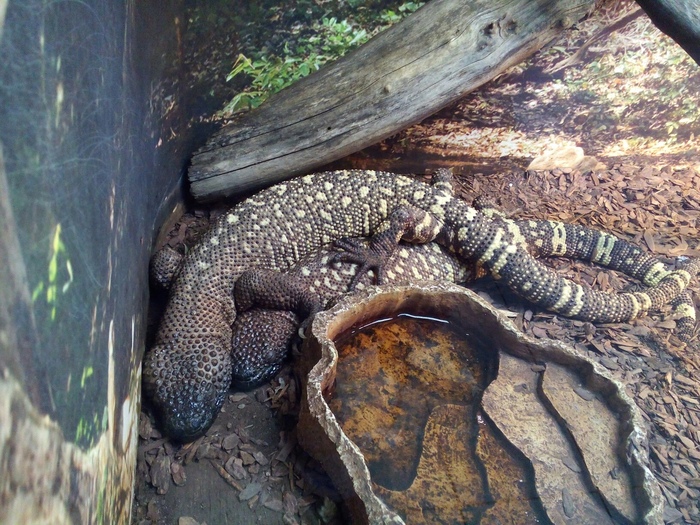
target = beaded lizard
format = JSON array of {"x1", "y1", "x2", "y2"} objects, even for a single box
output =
[{"x1": 144, "y1": 170, "x2": 698, "y2": 441}]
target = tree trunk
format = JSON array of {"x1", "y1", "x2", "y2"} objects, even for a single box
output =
[
  {"x1": 188, "y1": 0, "x2": 595, "y2": 202},
  {"x1": 0, "y1": 146, "x2": 47, "y2": 410},
  {"x1": 635, "y1": 0, "x2": 700, "y2": 65}
]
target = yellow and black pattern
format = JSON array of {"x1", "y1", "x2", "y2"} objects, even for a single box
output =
[
  {"x1": 514, "y1": 219, "x2": 669, "y2": 285},
  {"x1": 438, "y1": 205, "x2": 698, "y2": 327},
  {"x1": 144, "y1": 170, "x2": 698, "y2": 442},
  {"x1": 467, "y1": 214, "x2": 699, "y2": 326}
]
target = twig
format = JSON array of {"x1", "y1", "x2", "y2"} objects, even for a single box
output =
[
  {"x1": 210, "y1": 459, "x2": 245, "y2": 491},
  {"x1": 547, "y1": 8, "x2": 645, "y2": 74}
]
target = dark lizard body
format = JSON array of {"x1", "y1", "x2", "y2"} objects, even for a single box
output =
[
  {"x1": 230, "y1": 239, "x2": 476, "y2": 390},
  {"x1": 144, "y1": 170, "x2": 699, "y2": 442}
]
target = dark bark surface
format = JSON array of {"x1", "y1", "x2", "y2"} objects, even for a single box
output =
[
  {"x1": 0, "y1": 146, "x2": 46, "y2": 410},
  {"x1": 635, "y1": 0, "x2": 700, "y2": 64}
]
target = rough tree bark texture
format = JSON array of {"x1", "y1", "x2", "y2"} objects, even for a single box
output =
[
  {"x1": 0, "y1": 146, "x2": 46, "y2": 409},
  {"x1": 189, "y1": 0, "x2": 595, "y2": 201},
  {"x1": 635, "y1": 0, "x2": 700, "y2": 65}
]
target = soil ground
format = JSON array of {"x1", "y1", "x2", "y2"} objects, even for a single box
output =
[{"x1": 132, "y1": 3, "x2": 700, "y2": 524}]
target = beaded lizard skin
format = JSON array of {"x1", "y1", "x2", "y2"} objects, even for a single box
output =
[
  {"x1": 229, "y1": 240, "x2": 475, "y2": 390},
  {"x1": 144, "y1": 170, "x2": 698, "y2": 442}
]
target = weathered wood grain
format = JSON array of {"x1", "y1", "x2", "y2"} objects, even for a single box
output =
[{"x1": 189, "y1": 0, "x2": 595, "y2": 201}]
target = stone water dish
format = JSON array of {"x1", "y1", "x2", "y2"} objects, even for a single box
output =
[{"x1": 296, "y1": 281, "x2": 663, "y2": 525}]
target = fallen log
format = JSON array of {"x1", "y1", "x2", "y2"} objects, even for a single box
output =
[{"x1": 189, "y1": 0, "x2": 595, "y2": 202}]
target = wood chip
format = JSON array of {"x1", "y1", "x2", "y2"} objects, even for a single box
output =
[
  {"x1": 283, "y1": 491, "x2": 298, "y2": 515},
  {"x1": 210, "y1": 460, "x2": 244, "y2": 491},
  {"x1": 222, "y1": 434, "x2": 240, "y2": 452},
  {"x1": 240, "y1": 451, "x2": 256, "y2": 466},
  {"x1": 264, "y1": 499, "x2": 285, "y2": 513},
  {"x1": 171, "y1": 461, "x2": 187, "y2": 486},
  {"x1": 678, "y1": 435, "x2": 697, "y2": 450},
  {"x1": 253, "y1": 451, "x2": 270, "y2": 466},
  {"x1": 151, "y1": 454, "x2": 171, "y2": 495},
  {"x1": 238, "y1": 482, "x2": 262, "y2": 501},
  {"x1": 224, "y1": 456, "x2": 248, "y2": 481}
]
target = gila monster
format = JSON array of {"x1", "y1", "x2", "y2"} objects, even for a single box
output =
[{"x1": 144, "y1": 170, "x2": 698, "y2": 442}]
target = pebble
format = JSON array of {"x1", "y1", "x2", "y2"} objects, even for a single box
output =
[
  {"x1": 573, "y1": 385, "x2": 595, "y2": 401},
  {"x1": 562, "y1": 488, "x2": 575, "y2": 518},
  {"x1": 562, "y1": 456, "x2": 582, "y2": 473}
]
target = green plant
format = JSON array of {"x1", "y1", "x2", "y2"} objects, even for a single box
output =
[
  {"x1": 221, "y1": 3, "x2": 424, "y2": 115},
  {"x1": 379, "y1": 1, "x2": 423, "y2": 24},
  {"x1": 80, "y1": 365, "x2": 94, "y2": 388},
  {"x1": 222, "y1": 17, "x2": 369, "y2": 113},
  {"x1": 222, "y1": 52, "x2": 322, "y2": 113}
]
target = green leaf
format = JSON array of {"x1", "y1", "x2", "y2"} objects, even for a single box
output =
[
  {"x1": 48, "y1": 256, "x2": 58, "y2": 283},
  {"x1": 81, "y1": 366, "x2": 94, "y2": 388},
  {"x1": 32, "y1": 282, "x2": 44, "y2": 302},
  {"x1": 52, "y1": 224, "x2": 62, "y2": 253},
  {"x1": 47, "y1": 284, "x2": 56, "y2": 304}
]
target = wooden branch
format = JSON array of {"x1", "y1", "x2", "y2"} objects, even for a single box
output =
[
  {"x1": 0, "y1": 0, "x2": 7, "y2": 42},
  {"x1": 189, "y1": 0, "x2": 595, "y2": 201},
  {"x1": 547, "y1": 7, "x2": 645, "y2": 74}
]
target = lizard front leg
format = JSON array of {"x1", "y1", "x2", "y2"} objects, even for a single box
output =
[
  {"x1": 331, "y1": 205, "x2": 445, "y2": 289},
  {"x1": 231, "y1": 269, "x2": 324, "y2": 389}
]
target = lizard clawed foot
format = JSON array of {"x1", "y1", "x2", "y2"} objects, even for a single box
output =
[{"x1": 330, "y1": 237, "x2": 390, "y2": 290}]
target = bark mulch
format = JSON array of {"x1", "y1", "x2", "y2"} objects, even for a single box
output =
[{"x1": 451, "y1": 158, "x2": 700, "y2": 525}]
